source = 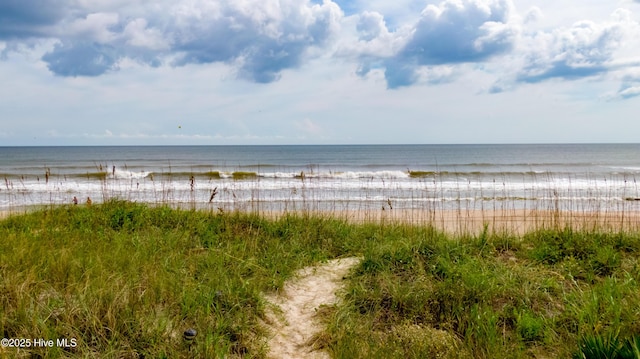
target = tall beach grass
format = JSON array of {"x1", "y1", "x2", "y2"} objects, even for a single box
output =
[
  {"x1": 2, "y1": 200, "x2": 640, "y2": 357},
  {"x1": 1, "y1": 201, "x2": 359, "y2": 358},
  {"x1": 4, "y1": 165, "x2": 640, "y2": 232},
  {"x1": 3, "y1": 167, "x2": 640, "y2": 357}
]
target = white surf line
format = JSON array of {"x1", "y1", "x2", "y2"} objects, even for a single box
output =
[{"x1": 264, "y1": 257, "x2": 360, "y2": 359}]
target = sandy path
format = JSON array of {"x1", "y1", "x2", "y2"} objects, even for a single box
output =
[{"x1": 264, "y1": 257, "x2": 360, "y2": 359}]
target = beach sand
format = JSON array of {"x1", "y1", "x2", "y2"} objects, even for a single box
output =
[
  {"x1": 3, "y1": 205, "x2": 640, "y2": 235},
  {"x1": 0, "y1": 207, "x2": 35, "y2": 220},
  {"x1": 264, "y1": 257, "x2": 360, "y2": 359},
  {"x1": 254, "y1": 208, "x2": 640, "y2": 235}
]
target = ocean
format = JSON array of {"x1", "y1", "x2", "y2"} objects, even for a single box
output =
[{"x1": 2, "y1": 144, "x2": 640, "y2": 213}]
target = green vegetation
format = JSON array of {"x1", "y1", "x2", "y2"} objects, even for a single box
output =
[
  {"x1": 327, "y1": 226, "x2": 640, "y2": 358},
  {"x1": 0, "y1": 201, "x2": 356, "y2": 358},
  {"x1": 2, "y1": 201, "x2": 640, "y2": 358}
]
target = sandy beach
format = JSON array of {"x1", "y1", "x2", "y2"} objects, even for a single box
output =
[
  {"x1": 254, "y1": 208, "x2": 640, "y2": 235},
  {"x1": 0, "y1": 207, "x2": 42, "y2": 220},
  {"x1": 4, "y1": 205, "x2": 640, "y2": 235}
]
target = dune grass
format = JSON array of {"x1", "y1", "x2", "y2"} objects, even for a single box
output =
[
  {"x1": 326, "y1": 225, "x2": 640, "y2": 358},
  {"x1": 1, "y1": 201, "x2": 640, "y2": 358},
  {"x1": 0, "y1": 201, "x2": 357, "y2": 358}
]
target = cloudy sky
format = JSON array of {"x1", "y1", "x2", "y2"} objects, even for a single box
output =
[{"x1": 1, "y1": 0, "x2": 640, "y2": 146}]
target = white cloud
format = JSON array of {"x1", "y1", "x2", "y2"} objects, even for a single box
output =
[
  {"x1": 404, "y1": 0, "x2": 517, "y2": 65},
  {"x1": 3, "y1": 0, "x2": 640, "y2": 146},
  {"x1": 356, "y1": 11, "x2": 387, "y2": 42},
  {"x1": 524, "y1": 6, "x2": 542, "y2": 24},
  {"x1": 339, "y1": 11, "x2": 409, "y2": 59},
  {"x1": 618, "y1": 85, "x2": 640, "y2": 98},
  {"x1": 478, "y1": 7, "x2": 640, "y2": 95},
  {"x1": 6, "y1": 0, "x2": 638, "y2": 94},
  {"x1": 122, "y1": 18, "x2": 168, "y2": 50},
  {"x1": 4, "y1": 0, "x2": 344, "y2": 81},
  {"x1": 63, "y1": 12, "x2": 120, "y2": 43},
  {"x1": 414, "y1": 64, "x2": 457, "y2": 84},
  {"x1": 340, "y1": 0, "x2": 520, "y2": 88}
]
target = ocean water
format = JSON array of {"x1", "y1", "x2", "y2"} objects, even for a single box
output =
[{"x1": 2, "y1": 144, "x2": 640, "y2": 212}]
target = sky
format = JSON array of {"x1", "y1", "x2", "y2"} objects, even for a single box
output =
[{"x1": 1, "y1": 0, "x2": 640, "y2": 146}]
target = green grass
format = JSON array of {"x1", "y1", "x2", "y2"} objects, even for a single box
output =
[
  {"x1": 325, "y1": 227, "x2": 640, "y2": 358},
  {"x1": 0, "y1": 201, "x2": 358, "y2": 358},
  {"x1": 2, "y1": 201, "x2": 640, "y2": 358}
]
